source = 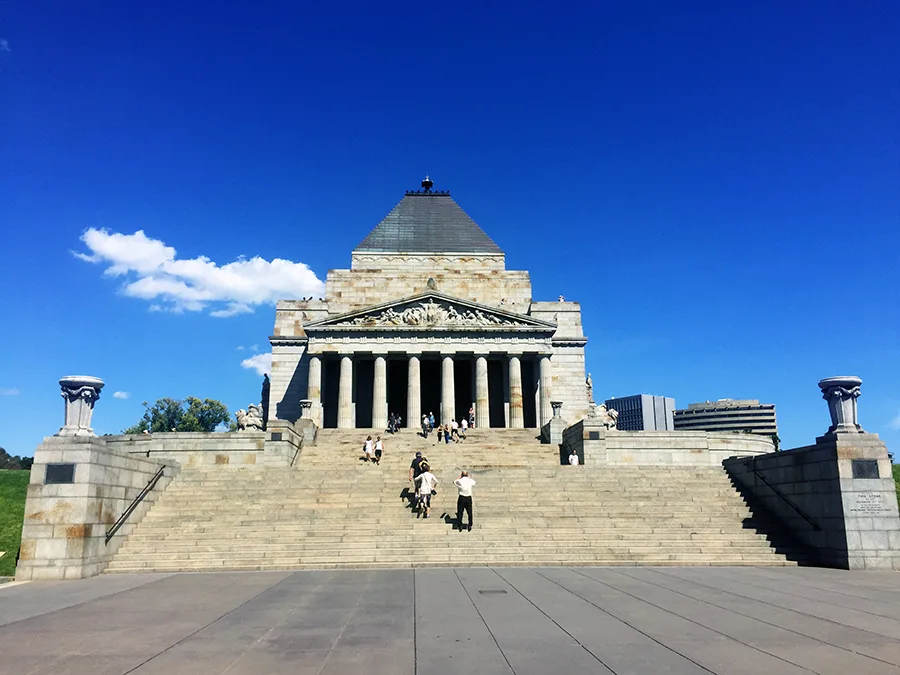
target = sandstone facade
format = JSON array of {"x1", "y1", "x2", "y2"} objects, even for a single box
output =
[{"x1": 269, "y1": 184, "x2": 590, "y2": 429}]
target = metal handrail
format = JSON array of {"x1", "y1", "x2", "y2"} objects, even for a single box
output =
[
  {"x1": 106, "y1": 465, "x2": 167, "y2": 544},
  {"x1": 750, "y1": 460, "x2": 821, "y2": 531}
]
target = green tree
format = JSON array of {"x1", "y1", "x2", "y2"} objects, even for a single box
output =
[
  {"x1": 123, "y1": 397, "x2": 232, "y2": 434},
  {"x1": 0, "y1": 447, "x2": 32, "y2": 470}
]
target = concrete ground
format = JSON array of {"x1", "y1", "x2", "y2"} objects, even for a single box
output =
[{"x1": 3, "y1": 568, "x2": 900, "y2": 674}]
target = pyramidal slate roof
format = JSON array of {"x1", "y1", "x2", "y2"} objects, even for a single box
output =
[{"x1": 354, "y1": 191, "x2": 503, "y2": 254}]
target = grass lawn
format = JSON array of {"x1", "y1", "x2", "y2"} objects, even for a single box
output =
[{"x1": 0, "y1": 470, "x2": 30, "y2": 577}]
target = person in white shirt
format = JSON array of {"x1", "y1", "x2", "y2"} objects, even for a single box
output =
[
  {"x1": 414, "y1": 463, "x2": 438, "y2": 518},
  {"x1": 363, "y1": 436, "x2": 374, "y2": 462},
  {"x1": 568, "y1": 449, "x2": 580, "y2": 466},
  {"x1": 450, "y1": 419, "x2": 459, "y2": 442},
  {"x1": 460, "y1": 417, "x2": 468, "y2": 440},
  {"x1": 454, "y1": 470, "x2": 476, "y2": 531},
  {"x1": 374, "y1": 436, "x2": 384, "y2": 465}
]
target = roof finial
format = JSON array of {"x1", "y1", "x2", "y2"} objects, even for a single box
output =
[{"x1": 421, "y1": 175, "x2": 433, "y2": 192}]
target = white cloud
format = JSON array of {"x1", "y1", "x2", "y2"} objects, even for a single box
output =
[
  {"x1": 236, "y1": 345, "x2": 245, "y2": 351},
  {"x1": 241, "y1": 353, "x2": 272, "y2": 376},
  {"x1": 75, "y1": 228, "x2": 325, "y2": 316},
  {"x1": 112, "y1": 391, "x2": 130, "y2": 400},
  {"x1": 0, "y1": 387, "x2": 19, "y2": 396},
  {"x1": 889, "y1": 412, "x2": 900, "y2": 431},
  {"x1": 0, "y1": 39, "x2": 9, "y2": 53}
]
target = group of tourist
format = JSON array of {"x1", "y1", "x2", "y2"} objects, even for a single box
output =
[
  {"x1": 361, "y1": 435, "x2": 385, "y2": 465},
  {"x1": 420, "y1": 413, "x2": 472, "y2": 444},
  {"x1": 408, "y1": 450, "x2": 476, "y2": 531},
  {"x1": 387, "y1": 412, "x2": 402, "y2": 434}
]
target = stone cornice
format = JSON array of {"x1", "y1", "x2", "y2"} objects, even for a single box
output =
[
  {"x1": 551, "y1": 337, "x2": 588, "y2": 347},
  {"x1": 269, "y1": 336, "x2": 309, "y2": 347}
]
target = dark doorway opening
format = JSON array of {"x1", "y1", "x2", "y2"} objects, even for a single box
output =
[
  {"x1": 323, "y1": 359, "x2": 340, "y2": 429},
  {"x1": 487, "y1": 359, "x2": 506, "y2": 428},
  {"x1": 356, "y1": 359, "x2": 374, "y2": 428},
  {"x1": 454, "y1": 357, "x2": 473, "y2": 425},
  {"x1": 420, "y1": 358, "x2": 441, "y2": 426},
  {"x1": 521, "y1": 359, "x2": 537, "y2": 428},
  {"x1": 387, "y1": 360, "x2": 408, "y2": 426}
]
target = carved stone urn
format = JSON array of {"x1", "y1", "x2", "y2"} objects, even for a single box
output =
[
  {"x1": 817, "y1": 376, "x2": 864, "y2": 435},
  {"x1": 57, "y1": 376, "x2": 105, "y2": 437}
]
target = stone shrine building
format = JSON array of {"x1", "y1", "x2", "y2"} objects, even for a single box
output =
[{"x1": 268, "y1": 179, "x2": 590, "y2": 430}]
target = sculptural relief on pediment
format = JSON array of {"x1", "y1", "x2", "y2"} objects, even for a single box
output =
[{"x1": 336, "y1": 300, "x2": 523, "y2": 328}]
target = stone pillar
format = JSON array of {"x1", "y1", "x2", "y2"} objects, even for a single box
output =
[
  {"x1": 372, "y1": 356, "x2": 388, "y2": 430},
  {"x1": 475, "y1": 356, "x2": 490, "y2": 429},
  {"x1": 407, "y1": 356, "x2": 421, "y2": 429},
  {"x1": 307, "y1": 355, "x2": 322, "y2": 426},
  {"x1": 818, "y1": 376, "x2": 864, "y2": 435},
  {"x1": 442, "y1": 355, "x2": 455, "y2": 424},
  {"x1": 539, "y1": 355, "x2": 553, "y2": 426},
  {"x1": 57, "y1": 376, "x2": 104, "y2": 437},
  {"x1": 508, "y1": 356, "x2": 524, "y2": 429},
  {"x1": 337, "y1": 356, "x2": 354, "y2": 429}
]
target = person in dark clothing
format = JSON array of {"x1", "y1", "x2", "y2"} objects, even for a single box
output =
[{"x1": 408, "y1": 451, "x2": 427, "y2": 505}]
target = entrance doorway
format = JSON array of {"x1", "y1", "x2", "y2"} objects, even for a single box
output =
[
  {"x1": 453, "y1": 357, "x2": 473, "y2": 426},
  {"x1": 387, "y1": 360, "x2": 408, "y2": 426},
  {"x1": 420, "y1": 358, "x2": 441, "y2": 426},
  {"x1": 487, "y1": 359, "x2": 505, "y2": 428}
]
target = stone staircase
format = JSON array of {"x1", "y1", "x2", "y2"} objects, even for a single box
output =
[{"x1": 105, "y1": 428, "x2": 805, "y2": 572}]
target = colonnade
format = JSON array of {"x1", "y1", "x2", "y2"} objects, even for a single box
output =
[{"x1": 306, "y1": 353, "x2": 552, "y2": 430}]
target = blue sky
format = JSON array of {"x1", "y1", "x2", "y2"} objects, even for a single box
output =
[{"x1": 1, "y1": 1, "x2": 898, "y2": 455}]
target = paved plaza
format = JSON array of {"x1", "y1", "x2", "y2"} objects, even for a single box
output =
[{"x1": 3, "y1": 567, "x2": 900, "y2": 674}]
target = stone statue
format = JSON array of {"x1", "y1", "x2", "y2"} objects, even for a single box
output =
[
  {"x1": 235, "y1": 404, "x2": 265, "y2": 431},
  {"x1": 585, "y1": 373, "x2": 593, "y2": 403},
  {"x1": 588, "y1": 403, "x2": 618, "y2": 430},
  {"x1": 261, "y1": 374, "x2": 270, "y2": 431}
]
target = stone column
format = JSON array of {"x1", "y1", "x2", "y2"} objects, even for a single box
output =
[
  {"x1": 539, "y1": 355, "x2": 553, "y2": 426},
  {"x1": 407, "y1": 356, "x2": 421, "y2": 429},
  {"x1": 475, "y1": 356, "x2": 490, "y2": 429},
  {"x1": 442, "y1": 355, "x2": 455, "y2": 424},
  {"x1": 818, "y1": 376, "x2": 865, "y2": 434},
  {"x1": 337, "y1": 355, "x2": 354, "y2": 429},
  {"x1": 57, "y1": 376, "x2": 105, "y2": 437},
  {"x1": 307, "y1": 355, "x2": 322, "y2": 426},
  {"x1": 372, "y1": 356, "x2": 388, "y2": 430},
  {"x1": 508, "y1": 356, "x2": 524, "y2": 429}
]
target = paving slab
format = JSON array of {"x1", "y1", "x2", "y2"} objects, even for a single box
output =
[{"x1": 1, "y1": 568, "x2": 900, "y2": 675}]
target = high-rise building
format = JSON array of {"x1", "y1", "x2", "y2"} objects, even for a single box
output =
[
  {"x1": 605, "y1": 394, "x2": 675, "y2": 431},
  {"x1": 673, "y1": 399, "x2": 778, "y2": 436}
]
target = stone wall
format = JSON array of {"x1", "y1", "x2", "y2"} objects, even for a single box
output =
[
  {"x1": 562, "y1": 421, "x2": 774, "y2": 466},
  {"x1": 269, "y1": 343, "x2": 308, "y2": 423},
  {"x1": 102, "y1": 426, "x2": 308, "y2": 467},
  {"x1": 16, "y1": 437, "x2": 177, "y2": 580},
  {"x1": 724, "y1": 433, "x2": 900, "y2": 570},
  {"x1": 324, "y1": 268, "x2": 533, "y2": 314}
]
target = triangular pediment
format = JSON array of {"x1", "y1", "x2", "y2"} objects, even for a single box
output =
[{"x1": 305, "y1": 292, "x2": 555, "y2": 331}]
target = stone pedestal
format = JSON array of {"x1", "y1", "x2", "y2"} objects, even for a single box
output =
[
  {"x1": 542, "y1": 400, "x2": 568, "y2": 445},
  {"x1": 299, "y1": 399, "x2": 313, "y2": 420},
  {"x1": 818, "y1": 376, "x2": 864, "y2": 435},
  {"x1": 16, "y1": 436, "x2": 175, "y2": 580},
  {"x1": 56, "y1": 376, "x2": 104, "y2": 437},
  {"x1": 508, "y1": 356, "x2": 524, "y2": 429},
  {"x1": 475, "y1": 356, "x2": 489, "y2": 429},
  {"x1": 407, "y1": 356, "x2": 421, "y2": 430}
]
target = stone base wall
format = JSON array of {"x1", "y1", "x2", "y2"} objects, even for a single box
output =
[
  {"x1": 724, "y1": 433, "x2": 900, "y2": 570},
  {"x1": 16, "y1": 437, "x2": 177, "y2": 580},
  {"x1": 104, "y1": 427, "x2": 305, "y2": 467},
  {"x1": 562, "y1": 421, "x2": 774, "y2": 466}
]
